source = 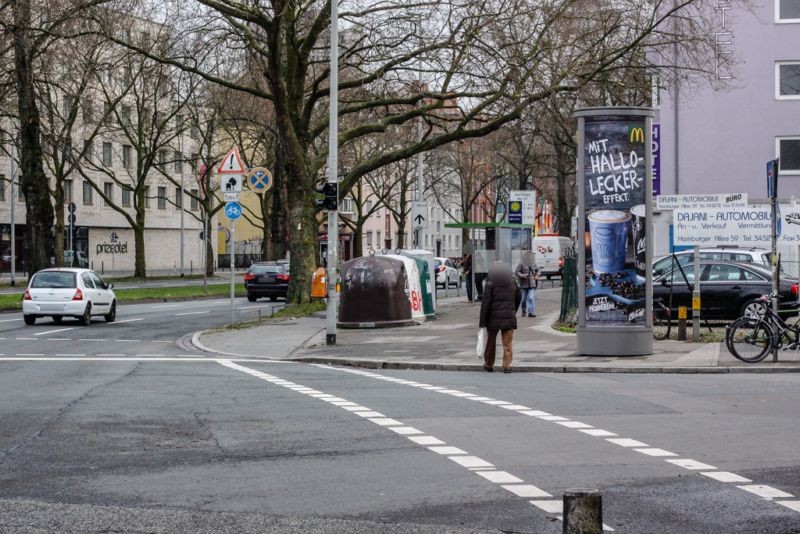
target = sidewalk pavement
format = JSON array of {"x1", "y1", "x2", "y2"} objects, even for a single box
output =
[{"x1": 192, "y1": 287, "x2": 800, "y2": 373}]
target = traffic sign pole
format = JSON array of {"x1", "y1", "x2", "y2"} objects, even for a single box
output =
[
  {"x1": 231, "y1": 219, "x2": 236, "y2": 327},
  {"x1": 326, "y1": 0, "x2": 339, "y2": 346}
]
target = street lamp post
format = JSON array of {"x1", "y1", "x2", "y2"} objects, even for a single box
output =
[{"x1": 179, "y1": 136, "x2": 185, "y2": 276}]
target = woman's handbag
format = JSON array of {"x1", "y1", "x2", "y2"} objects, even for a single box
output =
[{"x1": 476, "y1": 327, "x2": 487, "y2": 358}]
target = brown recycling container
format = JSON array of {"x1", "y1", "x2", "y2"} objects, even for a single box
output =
[{"x1": 338, "y1": 256, "x2": 413, "y2": 328}]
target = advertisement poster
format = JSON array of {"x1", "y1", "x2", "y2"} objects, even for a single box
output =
[{"x1": 583, "y1": 117, "x2": 647, "y2": 325}]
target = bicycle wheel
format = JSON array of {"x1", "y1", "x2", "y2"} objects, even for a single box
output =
[
  {"x1": 727, "y1": 318, "x2": 773, "y2": 363},
  {"x1": 653, "y1": 305, "x2": 670, "y2": 340}
]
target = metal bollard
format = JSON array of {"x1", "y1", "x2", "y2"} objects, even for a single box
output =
[
  {"x1": 677, "y1": 306, "x2": 687, "y2": 341},
  {"x1": 563, "y1": 488, "x2": 602, "y2": 534}
]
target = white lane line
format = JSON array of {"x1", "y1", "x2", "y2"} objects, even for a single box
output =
[
  {"x1": 579, "y1": 429, "x2": 617, "y2": 437},
  {"x1": 15, "y1": 338, "x2": 36, "y2": 341},
  {"x1": 0, "y1": 318, "x2": 21, "y2": 323},
  {"x1": 557, "y1": 421, "x2": 593, "y2": 429},
  {"x1": 151, "y1": 340, "x2": 174, "y2": 344},
  {"x1": 16, "y1": 354, "x2": 44, "y2": 357},
  {"x1": 151, "y1": 304, "x2": 183, "y2": 309},
  {"x1": 95, "y1": 354, "x2": 126, "y2": 357},
  {"x1": 237, "y1": 305, "x2": 274, "y2": 310},
  {"x1": 78, "y1": 338, "x2": 104, "y2": 342},
  {"x1": 634, "y1": 448, "x2": 677, "y2": 457},
  {"x1": 367, "y1": 418, "x2": 403, "y2": 427},
  {"x1": 501, "y1": 404, "x2": 532, "y2": 411},
  {"x1": 737, "y1": 485, "x2": 793, "y2": 500},
  {"x1": 530, "y1": 500, "x2": 562, "y2": 513},
  {"x1": 778, "y1": 501, "x2": 800, "y2": 513},
  {"x1": 409, "y1": 436, "x2": 445, "y2": 445},
  {"x1": 666, "y1": 459, "x2": 716, "y2": 471},
  {"x1": 175, "y1": 311, "x2": 210, "y2": 316},
  {"x1": 320, "y1": 366, "x2": 800, "y2": 517},
  {"x1": 33, "y1": 327, "x2": 75, "y2": 336},
  {"x1": 217, "y1": 359, "x2": 568, "y2": 523},
  {"x1": 135, "y1": 354, "x2": 165, "y2": 357},
  {"x1": 55, "y1": 354, "x2": 86, "y2": 357},
  {"x1": 606, "y1": 438, "x2": 648, "y2": 448},
  {"x1": 114, "y1": 339, "x2": 142, "y2": 343},
  {"x1": 702, "y1": 472, "x2": 751, "y2": 483},
  {"x1": 46, "y1": 338, "x2": 71, "y2": 341},
  {"x1": 109, "y1": 318, "x2": 144, "y2": 324}
]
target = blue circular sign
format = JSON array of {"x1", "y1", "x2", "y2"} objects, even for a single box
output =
[
  {"x1": 248, "y1": 167, "x2": 273, "y2": 192},
  {"x1": 225, "y1": 201, "x2": 242, "y2": 221}
]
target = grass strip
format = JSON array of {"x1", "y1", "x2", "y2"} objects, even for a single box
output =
[{"x1": 0, "y1": 284, "x2": 247, "y2": 312}]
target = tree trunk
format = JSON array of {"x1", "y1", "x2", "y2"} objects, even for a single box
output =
[
  {"x1": 205, "y1": 213, "x2": 214, "y2": 277},
  {"x1": 352, "y1": 221, "x2": 364, "y2": 258},
  {"x1": 270, "y1": 144, "x2": 286, "y2": 260},
  {"x1": 286, "y1": 184, "x2": 315, "y2": 304},
  {"x1": 554, "y1": 142, "x2": 571, "y2": 237},
  {"x1": 13, "y1": 0, "x2": 54, "y2": 273}
]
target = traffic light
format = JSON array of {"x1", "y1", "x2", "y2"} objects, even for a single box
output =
[{"x1": 316, "y1": 182, "x2": 338, "y2": 211}]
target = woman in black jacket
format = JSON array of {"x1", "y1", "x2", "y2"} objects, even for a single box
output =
[{"x1": 479, "y1": 262, "x2": 522, "y2": 373}]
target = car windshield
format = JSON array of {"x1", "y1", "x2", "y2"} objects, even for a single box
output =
[
  {"x1": 31, "y1": 271, "x2": 77, "y2": 289},
  {"x1": 250, "y1": 265, "x2": 282, "y2": 274}
]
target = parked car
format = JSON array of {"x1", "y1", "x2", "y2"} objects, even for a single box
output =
[
  {"x1": 23, "y1": 268, "x2": 116, "y2": 325},
  {"x1": 532, "y1": 235, "x2": 573, "y2": 279},
  {"x1": 244, "y1": 262, "x2": 289, "y2": 302},
  {"x1": 434, "y1": 257, "x2": 461, "y2": 288},
  {"x1": 653, "y1": 248, "x2": 769, "y2": 279},
  {"x1": 653, "y1": 261, "x2": 799, "y2": 321}
]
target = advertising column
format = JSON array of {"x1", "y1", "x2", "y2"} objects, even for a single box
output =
[{"x1": 574, "y1": 107, "x2": 654, "y2": 356}]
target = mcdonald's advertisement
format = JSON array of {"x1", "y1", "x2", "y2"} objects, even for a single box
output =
[{"x1": 583, "y1": 116, "x2": 647, "y2": 326}]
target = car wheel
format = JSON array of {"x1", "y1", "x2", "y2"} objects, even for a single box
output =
[
  {"x1": 247, "y1": 294, "x2": 257, "y2": 302},
  {"x1": 52, "y1": 315, "x2": 63, "y2": 324},
  {"x1": 79, "y1": 303, "x2": 92, "y2": 326},
  {"x1": 23, "y1": 314, "x2": 36, "y2": 326},
  {"x1": 741, "y1": 299, "x2": 767, "y2": 320},
  {"x1": 104, "y1": 301, "x2": 116, "y2": 323}
]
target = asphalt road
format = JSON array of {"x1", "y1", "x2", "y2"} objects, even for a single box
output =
[{"x1": 1, "y1": 324, "x2": 800, "y2": 534}]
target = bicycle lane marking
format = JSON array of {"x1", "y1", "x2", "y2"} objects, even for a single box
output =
[
  {"x1": 319, "y1": 365, "x2": 800, "y2": 516},
  {"x1": 215, "y1": 359, "x2": 614, "y2": 531}
]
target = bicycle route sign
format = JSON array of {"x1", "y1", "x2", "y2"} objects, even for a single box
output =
[{"x1": 224, "y1": 201, "x2": 242, "y2": 221}]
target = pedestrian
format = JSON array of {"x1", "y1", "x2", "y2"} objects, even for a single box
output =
[
  {"x1": 514, "y1": 251, "x2": 539, "y2": 317},
  {"x1": 479, "y1": 261, "x2": 522, "y2": 373},
  {"x1": 463, "y1": 252, "x2": 473, "y2": 302}
]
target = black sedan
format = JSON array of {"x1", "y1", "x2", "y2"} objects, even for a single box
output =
[
  {"x1": 244, "y1": 263, "x2": 289, "y2": 302},
  {"x1": 654, "y1": 261, "x2": 800, "y2": 321}
]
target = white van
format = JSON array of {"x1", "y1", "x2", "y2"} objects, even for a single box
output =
[{"x1": 532, "y1": 235, "x2": 574, "y2": 279}]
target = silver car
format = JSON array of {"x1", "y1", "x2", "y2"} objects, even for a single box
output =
[{"x1": 22, "y1": 268, "x2": 116, "y2": 325}]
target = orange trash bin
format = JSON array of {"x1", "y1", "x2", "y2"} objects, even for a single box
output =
[{"x1": 311, "y1": 267, "x2": 327, "y2": 298}]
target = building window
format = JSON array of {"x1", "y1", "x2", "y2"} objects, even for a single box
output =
[
  {"x1": 777, "y1": 136, "x2": 800, "y2": 174},
  {"x1": 102, "y1": 141, "x2": 113, "y2": 167},
  {"x1": 121, "y1": 105, "x2": 132, "y2": 127},
  {"x1": 157, "y1": 186, "x2": 166, "y2": 209},
  {"x1": 366, "y1": 231, "x2": 373, "y2": 247},
  {"x1": 82, "y1": 181, "x2": 93, "y2": 205},
  {"x1": 144, "y1": 186, "x2": 150, "y2": 208},
  {"x1": 776, "y1": 61, "x2": 800, "y2": 99},
  {"x1": 64, "y1": 179, "x2": 73, "y2": 203},
  {"x1": 174, "y1": 151, "x2": 182, "y2": 173},
  {"x1": 102, "y1": 102, "x2": 112, "y2": 124},
  {"x1": 122, "y1": 145, "x2": 132, "y2": 169},
  {"x1": 122, "y1": 187, "x2": 131, "y2": 207},
  {"x1": 103, "y1": 182, "x2": 113, "y2": 206},
  {"x1": 158, "y1": 150, "x2": 167, "y2": 166},
  {"x1": 0, "y1": 175, "x2": 5, "y2": 201},
  {"x1": 376, "y1": 230, "x2": 381, "y2": 245},
  {"x1": 366, "y1": 200, "x2": 372, "y2": 212},
  {"x1": 340, "y1": 197, "x2": 353, "y2": 214},
  {"x1": 776, "y1": 0, "x2": 800, "y2": 22},
  {"x1": 190, "y1": 189, "x2": 199, "y2": 211},
  {"x1": 175, "y1": 186, "x2": 182, "y2": 209},
  {"x1": 82, "y1": 99, "x2": 94, "y2": 123},
  {"x1": 83, "y1": 140, "x2": 94, "y2": 162}
]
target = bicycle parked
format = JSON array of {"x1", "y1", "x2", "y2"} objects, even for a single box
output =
[
  {"x1": 725, "y1": 295, "x2": 796, "y2": 363},
  {"x1": 652, "y1": 297, "x2": 671, "y2": 340}
]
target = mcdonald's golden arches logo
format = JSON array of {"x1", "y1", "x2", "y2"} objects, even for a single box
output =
[{"x1": 629, "y1": 127, "x2": 645, "y2": 143}]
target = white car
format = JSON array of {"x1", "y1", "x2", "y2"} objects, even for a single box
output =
[
  {"x1": 23, "y1": 268, "x2": 116, "y2": 325},
  {"x1": 434, "y1": 257, "x2": 461, "y2": 288}
]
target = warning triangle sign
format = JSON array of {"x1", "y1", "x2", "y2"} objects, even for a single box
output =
[{"x1": 218, "y1": 146, "x2": 246, "y2": 174}]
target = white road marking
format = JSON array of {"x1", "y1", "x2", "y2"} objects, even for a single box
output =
[
  {"x1": 95, "y1": 354, "x2": 126, "y2": 357},
  {"x1": 557, "y1": 421, "x2": 593, "y2": 429},
  {"x1": 151, "y1": 304, "x2": 183, "y2": 309},
  {"x1": 476, "y1": 471, "x2": 523, "y2": 484},
  {"x1": 530, "y1": 500, "x2": 562, "y2": 513},
  {"x1": 520, "y1": 410, "x2": 552, "y2": 417},
  {"x1": 579, "y1": 429, "x2": 617, "y2": 437},
  {"x1": 15, "y1": 354, "x2": 44, "y2": 357},
  {"x1": 427, "y1": 446, "x2": 467, "y2": 456},
  {"x1": 503, "y1": 485, "x2": 552, "y2": 498},
  {"x1": 354, "y1": 411, "x2": 384, "y2": 418},
  {"x1": 151, "y1": 340, "x2": 174, "y2": 344},
  {"x1": 78, "y1": 338, "x2": 104, "y2": 342},
  {"x1": 0, "y1": 318, "x2": 21, "y2": 323},
  {"x1": 666, "y1": 459, "x2": 716, "y2": 471},
  {"x1": 606, "y1": 438, "x2": 648, "y2": 447},
  {"x1": 388, "y1": 427, "x2": 423, "y2": 435},
  {"x1": 777, "y1": 501, "x2": 800, "y2": 513},
  {"x1": 634, "y1": 448, "x2": 677, "y2": 457},
  {"x1": 449, "y1": 456, "x2": 493, "y2": 469},
  {"x1": 538, "y1": 415, "x2": 569, "y2": 421},
  {"x1": 367, "y1": 418, "x2": 402, "y2": 426},
  {"x1": 501, "y1": 404, "x2": 532, "y2": 411},
  {"x1": 702, "y1": 472, "x2": 751, "y2": 483},
  {"x1": 737, "y1": 485, "x2": 793, "y2": 500},
  {"x1": 482, "y1": 400, "x2": 512, "y2": 406},
  {"x1": 33, "y1": 327, "x2": 75, "y2": 336},
  {"x1": 175, "y1": 311, "x2": 210, "y2": 316},
  {"x1": 408, "y1": 436, "x2": 445, "y2": 445},
  {"x1": 135, "y1": 354, "x2": 165, "y2": 357},
  {"x1": 46, "y1": 338, "x2": 71, "y2": 341},
  {"x1": 237, "y1": 305, "x2": 274, "y2": 310},
  {"x1": 15, "y1": 338, "x2": 36, "y2": 341},
  {"x1": 114, "y1": 339, "x2": 141, "y2": 343},
  {"x1": 55, "y1": 354, "x2": 86, "y2": 357},
  {"x1": 109, "y1": 318, "x2": 144, "y2": 324}
]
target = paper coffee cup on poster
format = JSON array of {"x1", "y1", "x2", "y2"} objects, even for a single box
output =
[
  {"x1": 588, "y1": 210, "x2": 630, "y2": 273},
  {"x1": 630, "y1": 204, "x2": 646, "y2": 277}
]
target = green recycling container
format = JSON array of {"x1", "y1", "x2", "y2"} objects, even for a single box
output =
[{"x1": 409, "y1": 256, "x2": 435, "y2": 319}]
